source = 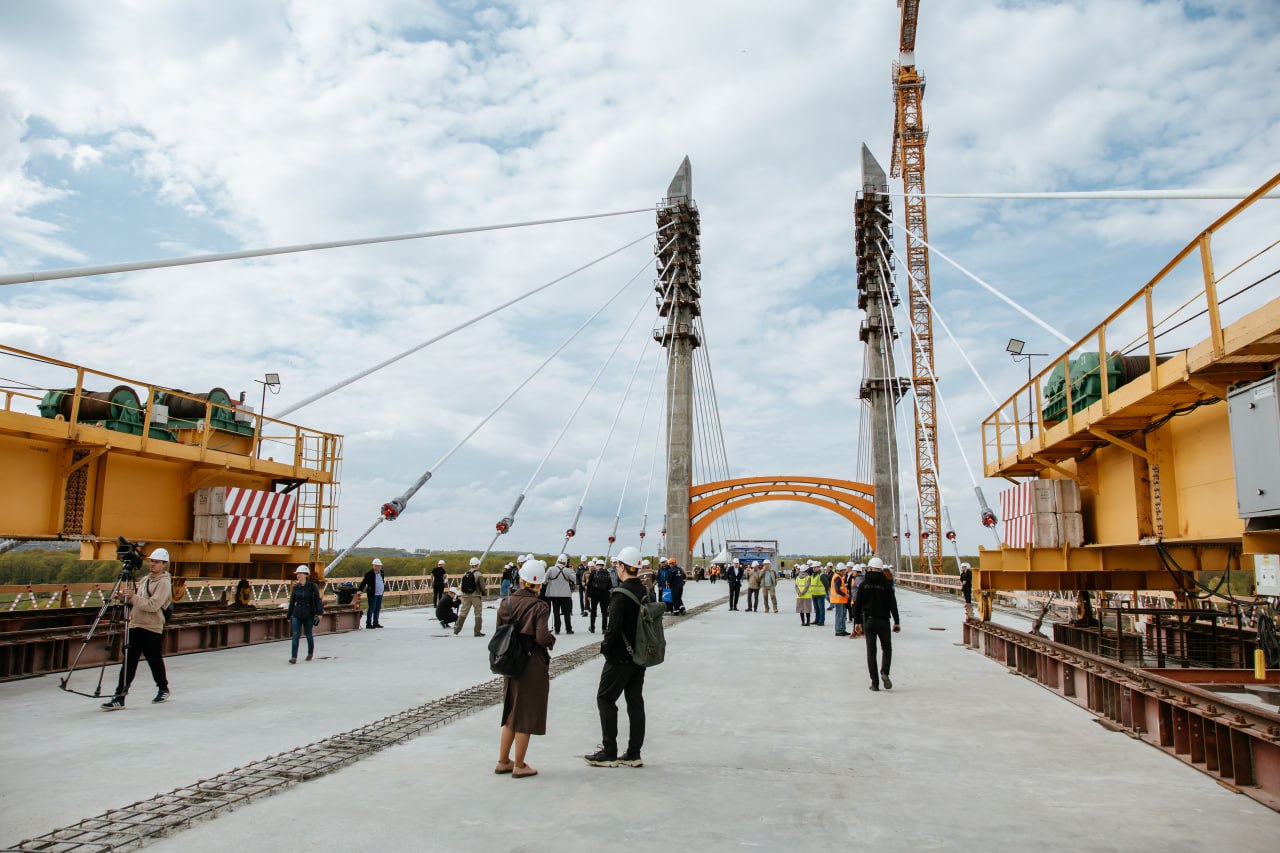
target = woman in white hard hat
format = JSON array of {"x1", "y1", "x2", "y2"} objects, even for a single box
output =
[
  {"x1": 496, "y1": 559, "x2": 555, "y2": 778},
  {"x1": 286, "y1": 565, "x2": 325, "y2": 664}
]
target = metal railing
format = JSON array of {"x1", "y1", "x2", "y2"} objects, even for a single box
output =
[{"x1": 981, "y1": 171, "x2": 1280, "y2": 474}]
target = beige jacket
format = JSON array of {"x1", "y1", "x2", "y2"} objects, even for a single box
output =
[{"x1": 129, "y1": 570, "x2": 173, "y2": 634}]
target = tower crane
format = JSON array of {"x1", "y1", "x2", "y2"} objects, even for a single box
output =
[{"x1": 890, "y1": 0, "x2": 943, "y2": 573}]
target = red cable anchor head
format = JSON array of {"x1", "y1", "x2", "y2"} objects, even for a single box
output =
[
  {"x1": 981, "y1": 509, "x2": 998, "y2": 528},
  {"x1": 946, "y1": 530, "x2": 957, "y2": 541},
  {"x1": 565, "y1": 528, "x2": 576, "y2": 538},
  {"x1": 608, "y1": 535, "x2": 616, "y2": 544},
  {"x1": 380, "y1": 498, "x2": 405, "y2": 521},
  {"x1": 496, "y1": 516, "x2": 514, "y2": 534}
]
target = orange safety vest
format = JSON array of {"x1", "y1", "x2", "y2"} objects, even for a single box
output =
[{"x1": 829, "y1": 573, "x2": 850, "y2": 605}]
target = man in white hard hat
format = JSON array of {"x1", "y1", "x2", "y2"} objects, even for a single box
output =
[
  {"x1": 959, "y1": 561, "x2": 973, "y2": 606},
  {"x1": 431, "y1": 558, "x2": 448, "y2": 605},
  {"x1": 586, "y1": 557, "x2": 615, "y2": 633},
  {"x1": 102, "y1": 547, "x2": 173, "y2": 710},
  {"x1": 760, "y1": 559, "x2": 779, "y2": 613},
  {"x1": 576, "y1": 555, "x2": 591, "y2": 616},
  {"x1": 852, "y1": 556, "x2": 901, "y2": 690},
  {"x1": 543, "y1": 554, "x2": 577, "y2": 635},
  {"x1": 359, "y1": 558, "x2": 387, "y2": 629},
  {"x1": 454, "y1": 556, "x2": 487, "y2": 637},
  {"x1": 586, "y1": 546, "x2": 650, "y2": 768},
  {"x1": 724, "y1": 558, "x2": 745, "y2": 611}
]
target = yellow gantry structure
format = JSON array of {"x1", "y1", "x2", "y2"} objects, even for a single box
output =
[
  {"x1": 977, "y1": 173, "x2": 1280, "y2": 613},
  {"x1": 690, "y1": 477, "x2": 875, "y2": 551},
  {"x1": 0, "y1": 346, "x2": 342, "y2": 588}
]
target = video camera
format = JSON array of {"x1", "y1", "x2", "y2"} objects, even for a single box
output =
[{"x1": 115, "y1": 536, "x2": 145, "y2": 580}]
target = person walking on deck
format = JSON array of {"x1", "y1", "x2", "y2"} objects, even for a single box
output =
[
  {"x1": 745, "y1": 562, "x2": 762, "y2": 612},
  {"x1": 829, "y1": 563, "x2": 850, "y2": 636},
  {"x1": 852, "y1": 557, "x2": 901, "y2": 691},
  {"x1": 359, "y1": 558, "x2": 386, "y2": 629},
  {"x1": 760, "y1": 559, "x2": 779, "y2": 613},
  {"x1": 454, "y1": 557, "x2": 487, "y2": 637},
  {"x1": 543, "y1": 554, "x2": 576, "y2": 635},
  {"x1": 286, "y1": 565, "x2": 324, "y2": 663}
]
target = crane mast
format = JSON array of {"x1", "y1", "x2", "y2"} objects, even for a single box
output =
[{"x1": 890, "y1": 0, "x2": 942, "y2": 573}]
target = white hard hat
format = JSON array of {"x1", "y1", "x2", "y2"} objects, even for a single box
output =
[
  {"x1": 763, "y1": 559, "x2": 771, "y2": 565},
  {"x1": 372, "y1": 558, "x2": 383, "y2": 566},
  {"x1": 295, "y1": 564, "x2": 310, "y2": 574},
  {"x1": 641, "y1": 559, "x2": 651, "y2": 567},
  {"x1": 615, "y1": 546, "x2": 641, "y2": 568},
  {"x1": 437, "y1": 559, "x2": 446, "y2": 566},
  {"x1": 836, "y1": 563, "x2": 847, "y2": 571},
  {"x1": 149, "y1": 548, "x2": 170, "y2": 562},
  {"x1": 867, "y1": 556, "x2": 885, "y2": 569},
  {"x1": 580, "y1": 555, "x2": 588, "y2": 562},
  {"x1": 469, "y1": 557, "x2": 481, "y2": 567},
  {"x1": 519, "y1": 560, "x2": 546, "y2": 585},
  {"x1": 960, "y1": 561, "x2": 971, "y2": 569},
  {"x1": 557, "y1": 554, "x2": 568, "y2": 565}
]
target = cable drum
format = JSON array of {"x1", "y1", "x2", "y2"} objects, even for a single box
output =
[{"x1": 39, "y1": 385, "x2": 141, "y2": 422}]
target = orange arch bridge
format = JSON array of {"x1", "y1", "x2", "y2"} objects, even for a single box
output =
[{"x1": 689, "y1": 477, "x2": 875, "y2": 548}]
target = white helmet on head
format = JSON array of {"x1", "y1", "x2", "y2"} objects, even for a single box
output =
[
  {"x1": 867, "y1": 556, "x2": 885, "y2": 569},
  {"x1": 763, "y1": 559, "x2": 771, "y2": 565},
  {"x1": 836, "y1": 562, "x2": 847, "y2": 571},
  {"x1": 615, "y1": 546, "x2": 641, "y2": 568},
  {"x1": 372, "y1": 558, "x2": 383, "y2": 566},
  {"x1": 469, "y1": 557, "x2": 481, "y2": 567},
  {"x1": 437, "y1": 559, "x2": 446, "y2": 566},
  {"x1": 519, "y1": 560, "x2": 546, "y2": 585},
  {"x1": 150, "y1": 548, "x2": 170, "y2": 562},
  {"x1": 295, "y1": 564, "x2": 310, "y2": 574},
  {"x1": 960, "y1": 561, "x2": 971, "y2": 569},
  {"x1": 641, "y1": 559, "x2": 651, "y2": 568},
  {"x1": 557, "y1": 554, "x2": 568, "y2": 565}
]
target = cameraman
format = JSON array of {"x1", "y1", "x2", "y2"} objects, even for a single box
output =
[{"x1": 102, "y1": 548, "x2": 173, "y2": 710}]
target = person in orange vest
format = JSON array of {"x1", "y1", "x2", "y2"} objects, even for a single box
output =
[{"x1": 829, "y1": 563, "x2": 851, "y2": 636}]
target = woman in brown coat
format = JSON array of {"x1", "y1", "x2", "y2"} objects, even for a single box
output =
[{"x1": 496, "y1": 559, "x2": 555, "y2": 778}]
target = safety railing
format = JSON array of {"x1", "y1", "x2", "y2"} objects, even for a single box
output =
[{"x1": 981, "y1": 171, "x2": 1280, "y2": 474}]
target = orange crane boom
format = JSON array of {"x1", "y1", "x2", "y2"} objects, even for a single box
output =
[{"x1": 890, "y1": 0, "x2": 942, "y2": 572}]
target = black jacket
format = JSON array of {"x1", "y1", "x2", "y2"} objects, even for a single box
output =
[
  {"x1": 725, "y1": 566, "x2": 744, "y2": 585},
  {"x1": 431, "y1": 566, "x2": 447, "y2": 590},
  {"x1": 601, "y1": 578, "x2": 649, "y2": 663},
  {"x1": 959, "y1": 568, "x2": 973, "y2": 592},
  {"x1": 667, "y1": 564, "x2": 686, "y2": 587},
  {"x1": 435, "y1": 594, "x2": 459, "y2": 621},
  {"x1": 852, "y1": 571, "x2": 899, "y2": 625},
  {"x1": 286, "y1": 581, "x2": 324, "y2": 621},
  {"x1": 359, "y1": 569, "x2": 384, "y2": 595}
]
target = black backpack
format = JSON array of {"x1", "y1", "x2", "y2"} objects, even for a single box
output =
[
  {"x1": 488, "y1": 623, "x2": 529, "y2": 677},
  {"x1": 461, "y1": 570, "x2": 478, "y2": 595},
  {"x1": 590, "y1": 568, "x2": 613, "y2": 593}
]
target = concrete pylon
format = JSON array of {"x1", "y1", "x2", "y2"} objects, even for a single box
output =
[
  {"x1": 656, "y1": 157, "x2": 701, "y2": 568},
  {"x1": 855, "y1": 144, "x2": 903, "y2": 567}
]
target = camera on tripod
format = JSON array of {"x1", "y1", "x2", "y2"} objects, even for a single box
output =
[{"x1": 115, "y1": 536, "x2": 145, "y2": 581}]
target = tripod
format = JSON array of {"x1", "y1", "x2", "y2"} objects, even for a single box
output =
[{"x1": 59, "y1": 563, "x2": 135, "y2": 700}]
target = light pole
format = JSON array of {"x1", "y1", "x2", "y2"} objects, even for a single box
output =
[
  {"x1": 254, "y1": 373, "x2": 281, "y2": 451},
  {"x1": 1006, "y1": 339, "x2": 1046, "y2": 439}
]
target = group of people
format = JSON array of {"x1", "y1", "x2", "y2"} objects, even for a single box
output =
[
  {"x1": 495, "y1": 547, "x2": 657, "y2": 778},
  {"x1": 794, "y1": 556, "x2": 902, "y2": 690}
]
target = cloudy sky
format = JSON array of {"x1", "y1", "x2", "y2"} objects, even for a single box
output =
[{"x1": 2, "y1": 0, "x2": 1278, "y2": 561}]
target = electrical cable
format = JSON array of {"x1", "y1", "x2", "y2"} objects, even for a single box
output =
[
  {"x1": 325, "y1": 250, "x2": 650, "y2": 570},
  {"x1": 0, "y1": 208, "x2": 655, "y2": 287},
  {"x1": 277, "y1": 230, "x2": 660, "y2": 418},
  {"x1": 875, "y1": 208, "x2": 1072, "y2": 345}
]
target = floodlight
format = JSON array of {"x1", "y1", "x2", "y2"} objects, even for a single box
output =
[{"x1": 1005, "y1": 338, "x2": 1025, "y2": 356}]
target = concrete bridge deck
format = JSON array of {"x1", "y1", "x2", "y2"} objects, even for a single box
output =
[{"x1": 2, "y1": 584, "x2": 1277, "y2": 851}]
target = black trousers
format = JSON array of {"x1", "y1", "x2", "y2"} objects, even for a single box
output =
[
  {"x1": 746, "y1": 588, "x2": 759, "y2": 610},
  {"x1": 550, "y1": 596, "x2": 574, "y2": 632},
  {"x1": 589, "y1": 592, "x2": 610, "y2": 630},
  {"x1": 727, "y1": 582, "x2": 741, "y2": 609},
  {"x1": 116, "y1": 627, "x2": 167, "y2": 697},
  {"x1": 669, "y1": 583, "x2": 685, "y2": 612},
  {"x1": 962, "y1": 586, "x2": 973, "y2": 604},
  {"x1": 864, "y1": 617, "x2": 893, "y2": 684},
  {"x1": 597, "y1": 658, "x2": 646, "y2": 756}
]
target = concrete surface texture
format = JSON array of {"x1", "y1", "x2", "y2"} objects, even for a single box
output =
[{"x1": 4, "y1": 582, "x2": 1279, "y2": 852}]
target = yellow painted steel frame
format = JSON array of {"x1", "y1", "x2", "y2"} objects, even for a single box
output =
[
  {"x1": 689, "y1": 477, "x2": 876, "y2": 550},
  {"x1": 975, "y1": 171, "x2": 1280, "y2": 599},
  {"x1": 0, "y1": 345, "x2": 343, "y2": 582}
]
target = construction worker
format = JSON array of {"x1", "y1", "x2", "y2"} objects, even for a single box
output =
[
  {"x1": 431, "y1": 558, "x2": 447, "y2": 605},
  {"x1": 586, "y1": 546, "x2": 650, "y2": 768},
  {"x1": 359, "y1": 558, "x2": 386, "y2": 629},
  {"x1": 829, "y1": 563, "x2": 851, "y2": 636},
  {"x1": 543, "y1": 554, "x2": 577, "y2": 635},
  {"x1": 760, "y1": 559, "x2": 779, "y2": 613},
  {"x1": 811, "y1": 561, "x2": 828, "y2": 626},
  {"x1": 454, "y1": 556, "x2": 486, "y2": 637},
  {"x1": 795, "y1": 563, "x2": 817, "y2": 626},
  {"x1": 745, "y1": 561, "x2": 763, "y2": 611},
  {"x1": 576, "y1": 556, "x2": 591, "y2": 616},
  {"x1": 101, "y1": 547, "x2": 173, "y2": 710},
  {"x1": 587, "y1": 558, "x2": 615, "y2": 633},
  {"x1": 959, "y1": 561, "x2": 973, "y2": 605}
]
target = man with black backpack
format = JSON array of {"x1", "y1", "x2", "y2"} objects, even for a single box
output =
[
  {"x1": 586, "y1": 546, "x2": 661, "y2": 768},
  {"x1": 587, "y1": 558, "x2": 615, "y2": 634},
  {"x1": 454, "y1": 556, "x2": 487, "y2": 637}
]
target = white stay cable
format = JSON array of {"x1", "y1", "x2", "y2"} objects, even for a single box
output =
[
  {"x1": 693, "y1": 315, "x2": 741, "y2": 537},
  {"x1": 886, "y1": 188, "x2": 1278, "y2": 201},
  {"x1": 277, "y1": 230, "x2": 659, "y2": 418},
  {"x1": 875, "y1": 208, "x2": 1072, "y2": 346},
  {"x1": 876, "y1": 254, "x2": 1002, "y2": 548},
  {"x1": 557, "y1": 301, "x2": 662, "y2": 557},
  {"x1": 326, "y1": 255, "x2": 648, "y2": 570},
  {"x1": 0, "y1": 207, "x2": 654, "y2": 287},
  {"x1": 607, "y1": 340, "x2": 666, "y2": 557},
  {"x1": 692, "y1": 342, "x2": 734, "y2": 546},
  {"x1": 874, "y1": 226, "x2": 999, "y2": 406},
  {"x1": 642, "y1": 335, "x2": 678, "y2": 555}
]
